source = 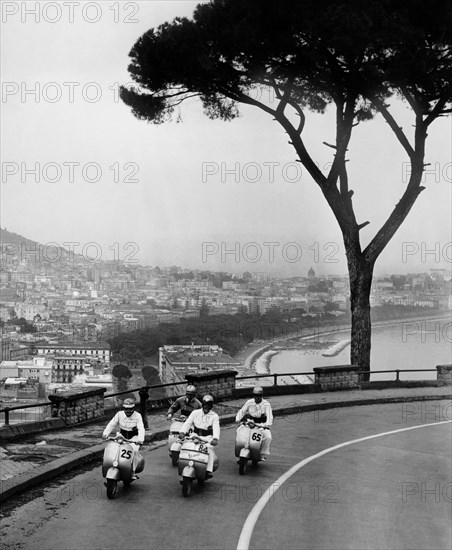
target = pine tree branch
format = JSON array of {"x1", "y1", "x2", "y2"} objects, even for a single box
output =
[{"x1": 371, "y1": 97, "x2": 415, "y2": 159}]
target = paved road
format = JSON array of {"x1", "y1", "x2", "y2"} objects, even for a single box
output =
[{"x1": 1, "y1": 402, "x2": 451, "y2": 550}]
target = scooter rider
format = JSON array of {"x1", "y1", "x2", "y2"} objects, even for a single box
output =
[
  {"x1": 179, "y1": 394, "x2": 220, "y2": 478},
  {"x1": 102, "y1": 398, "x2": 145, "y2": 479},
  {"x1": 167, "y1": 385, "x2": 201, "y2": 420},
  {"x1": 236, "y1": 386, "x2": 273, "y2": 460}
]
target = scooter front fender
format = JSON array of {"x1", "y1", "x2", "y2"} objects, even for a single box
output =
[
  {"x1": 106, "y1": 467, "x2": 120, "y2": 481},
  {"x1": 181, "y1": 465, "x2": 196, "y2": 479},
  {"x1": 239, "y1": 448, "x2": 251, "y2": 459},
  {"x1": 170, "y1": 441, "x2": 182, "y2": 452}
]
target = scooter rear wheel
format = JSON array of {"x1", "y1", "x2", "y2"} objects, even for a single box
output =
[
  {"x1": 171, "y1": 451, "x2": 179, "y2": 467},
  {"x1": 239, "y1": 457, "x2": 247, "y2": 475},
  {"x1": 182, "y1": 477, "x2": 193, "y2": 497},
  {"x1": 106, "y1": 479, "x2": 118, "y2": 499}
]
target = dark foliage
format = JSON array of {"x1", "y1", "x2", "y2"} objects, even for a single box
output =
[{"x1": 119, "y1": 0, "x2": 451, "y2": 371}]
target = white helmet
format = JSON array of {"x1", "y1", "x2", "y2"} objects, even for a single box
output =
[{"x1": 202, "y1": 394, "x2": 214, "y2": 410}]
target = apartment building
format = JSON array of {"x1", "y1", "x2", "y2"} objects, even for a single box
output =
[{"x1": 159, "y1": 344, "x2": 241, "y2": 396}]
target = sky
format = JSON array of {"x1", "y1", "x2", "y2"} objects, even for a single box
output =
[{"x1": 1, "y1": 0, "x2": 451, "y2": 278}]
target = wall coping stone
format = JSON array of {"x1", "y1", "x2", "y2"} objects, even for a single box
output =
[
  {"x1": 436, "y1": 364, "x2": 452, "y2": 371},
  {"x1": 313, "y1": 364, "x2": 360, "y2": 374},
  {"x1": 185, "y1": 370, "x2": 238, "y2": 382},
  {"x1": 48, "y1": 387, "x2": 106, "y2": 404}
]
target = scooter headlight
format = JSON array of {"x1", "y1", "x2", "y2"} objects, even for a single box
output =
[{"x1": 113, "y1": 460, "x2": 118, "y2": 467}]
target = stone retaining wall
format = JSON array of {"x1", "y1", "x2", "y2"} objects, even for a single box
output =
[
  {"x1": 185, "y1": 370, "x2": 238, "y2": 399},
  {"x1": 313, "y1": 365, "x2": 363, "y2": 391},
  {"x1": 436, "y1": 364, "x2": 452, "y2": 386},
  {"x1": 48, "y1": 387, "x2": 106, "y2": 425},
  {"x1": 5, "y1": 365, "x2": 450, "y2": 433}
]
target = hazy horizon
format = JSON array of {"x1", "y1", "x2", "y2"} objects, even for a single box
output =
[
  {"x1": 1, "y1": 225, "x2": 450, "y2": 280},
  {"x1": 2, "y1": 1, "x2": 451, "y2": 279}
]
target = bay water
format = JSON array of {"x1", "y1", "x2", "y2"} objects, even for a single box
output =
[{"x1": 264, "y1": 317, "x2": 452, "y2": 382}]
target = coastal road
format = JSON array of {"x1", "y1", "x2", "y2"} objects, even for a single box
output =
[{"x1": 1, "y1": 401, "x2": 451, "y2": 550}]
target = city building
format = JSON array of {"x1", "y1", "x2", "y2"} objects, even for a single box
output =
[
  {"x1": 35, "y1": 342, "x2": 111, "y2": 364},
  {"x1": 17, "y1": 356, "x2": 53, "y2": 384},
  {"x1": 33, "y1": 342, "x2": 111, "y2": 383},
  {"x1": 159, "y1": 344, "x2": 241, "y2": 396},
  {"x1": 0, "y1": 356, "x2": 53, "y2": 399}
]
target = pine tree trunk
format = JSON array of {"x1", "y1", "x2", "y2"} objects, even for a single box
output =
[
  {"x1": 345, "y1": 239, "x2": 374, "y2": 379},
  {"x1": 349, "y1": 266, "x2": 373, "y2": 375}
]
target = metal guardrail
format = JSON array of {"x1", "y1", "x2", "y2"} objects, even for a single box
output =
[
  {"x1": 237, "y1": 369, "x2": 438, "y2": 384},
  {"x1": 0, "y1": 401, "x2": 53, "y2": 427},
  {"x1": 104, "y1": 379, "x2": 187, "y2": 399},
  {"x1": 0, "y1": 369, "x2": 441, "y2": 426}
]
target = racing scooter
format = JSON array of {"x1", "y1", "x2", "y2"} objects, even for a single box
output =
[
  {"x1": 168, "y1": 415, "x2": 187, "y2": 466},
  {"x1": 235, "y1": 419, "x2": 265, "y2": 475},
  {"x1": 178, "y1": 434, "x2": 218, "y2": 497},
  {"x1": 102, "y1": 434, "x2": 145, "y2": 499}
]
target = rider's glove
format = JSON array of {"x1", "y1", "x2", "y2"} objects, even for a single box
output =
[
  {"x1": 178, "y1": 432, "x2": 185, "y2": 439},
  {"x1": 167, "y1": 414, "x2": 172, "y2": 420},
  {"x1": 102, "y1": 433, "x2": 108, "y2": 440},
  {"x1": 210, "y1": 438, "x2": 219, "y2": 446}
]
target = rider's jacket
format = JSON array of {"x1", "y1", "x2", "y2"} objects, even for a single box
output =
[
  {"x1": 168, "y1": 396, "x2": 202, "y2": 418},
  {"x1": 102, "y1": 410, "x2": 145, "y2": 442},
  {"x1": 180, "y1": 409, "x2": 220, "y2": 441},
  {"x1": 235, "y1": 399, "x2": 273, "y2": 428}
]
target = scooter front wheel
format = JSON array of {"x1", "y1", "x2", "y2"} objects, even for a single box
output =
[
  {"x1": 106, "y1": 479, "x2": 118, "y2": 499},
  {"x1": 182, "y1": 477, "x2": 193, "y2": 497},
  {"x1": 171, "y1": 451, "x2": 180, "y2": 467},
  {"x1": 239, "y1": 457, "x2": 248, "y2": 475}
]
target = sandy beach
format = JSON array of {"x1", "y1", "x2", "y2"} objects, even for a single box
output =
[{"x1": 234, "y1": 312, "x2": 451, "y2": 375}]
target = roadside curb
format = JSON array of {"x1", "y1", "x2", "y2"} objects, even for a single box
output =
[
  {"x1": 0, "y1": 444, "x2": 105, "y2": 503},
  {"x1": 1, "y1": 392, "x2": 450, "y2": 504}
]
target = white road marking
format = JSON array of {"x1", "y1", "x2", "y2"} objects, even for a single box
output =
[{"x1": 236, "y1": 419, "x2": 452, "y2": 550}]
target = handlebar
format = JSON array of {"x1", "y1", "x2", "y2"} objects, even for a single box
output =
[
  {"x1": 240, "y1": 420, "x2": 269, "y2": 430},
  {"x1": 103, "y1": 435, "x2": 143, "y2": 445},
  {"x1": 179, "y1": 433, "x2": 210, "y2": 444},
  {"x1": 179, "y1": 433, "x2": 196, "y2": 441}
]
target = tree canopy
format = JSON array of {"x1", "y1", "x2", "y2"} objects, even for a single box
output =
[
  {"x1": 122, "y1": 0, "x2": 451, "y2": 125},
  {"x1": 120, "y1": 0, "x2": 451, "y2": 370},
  {"x1": 121, "y1": 0, "x2": 451, "y2": 264}
]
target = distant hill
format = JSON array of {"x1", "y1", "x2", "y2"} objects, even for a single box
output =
[
  {"x1": 0, "y1": 227, "x2": 38, "y2": 249},
  {"x1": 0, "y1": 227, "x2": 83, "y2": 263}
]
